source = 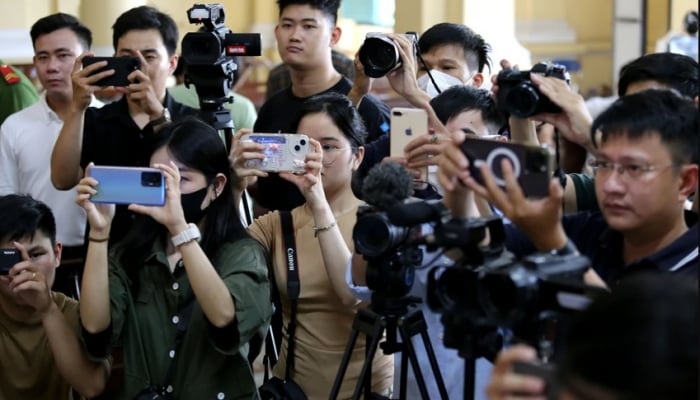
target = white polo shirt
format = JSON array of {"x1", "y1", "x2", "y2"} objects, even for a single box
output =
[{"x1": 0, "y1": 94, "x2": 91, "y2": 246}]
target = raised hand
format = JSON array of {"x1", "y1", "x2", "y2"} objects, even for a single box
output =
[
  {"x1": 128, "y1": 161, "x2": 188, "y2": 235},
  {"x1": 71, "y1": 53, "x2": 116, "y2": 112},
  {"x1": 125, "y1": 50, "x2": 165, "y2": 119},
  {"x1": 6, "y1": 242, "x2": 54, "y2": 314},
  {"x1": 75, "y1": 163, "x2": 116, "y2": 237},
  {"x1": 279, "y1": 139, "x2": 325, "y2": 208},
  {"x1": 228, "y1": 129, "x2": 268, "y2": 191}
]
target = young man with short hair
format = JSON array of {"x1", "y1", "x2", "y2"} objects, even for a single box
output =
[
  {"x1": 251, "y1": 0, "x2": 390, "y2": 212},
  {"x1": 0, "y1": 13, "x2": 95, "y2": 297},
  {"x1": 0, "y1": 194, "x2": 109, "y2": 399},
  {"x1": 51, "y1": 6, "x2": 197, "y2": 242}
]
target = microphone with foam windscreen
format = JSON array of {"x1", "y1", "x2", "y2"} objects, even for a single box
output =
[
  {"x1": 360, "y1": 161, "x2": 413, "y2": 211},
  {"x1": 387, "y1": 200, "x2": 448, "y2": 227}
]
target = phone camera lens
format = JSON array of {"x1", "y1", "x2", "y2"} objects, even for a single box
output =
[
  {"x1": 300, "y1": 139, "x2": 307, "y2": 146},
  {"x1": 294, "y1": 145, "x2": 301, "y2": 152},
  {"x1": 141, "y1": 172, "x2": 162, "y2": 187}
]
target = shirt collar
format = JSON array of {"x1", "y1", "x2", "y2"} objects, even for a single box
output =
[
  {"x1": 38, "y1": 93, "x2": 61, "y2": 123},
  {"x1": 598, "y1": 210, "x2": 699, "y2": 273}
]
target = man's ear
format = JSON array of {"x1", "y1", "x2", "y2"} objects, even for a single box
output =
[
  {"x1": 330, "y1": 26, "x2": 342, "y2": 46},
  {"x1": 168, "y1": 53, "x2": 179, "y2": 76},
  {"x1": 53, "y1": 242, "x2": 63, "y2": 268},
  {"x1": 678, "y1": 164, "x2": 699, "y2": 200},
  {"x1": 471, "y1": 72, "x2": 484, "y2": 88}
]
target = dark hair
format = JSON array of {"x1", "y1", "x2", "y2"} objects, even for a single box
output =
[
  {"x1": 112, "y1": 6, "x2": 178, "y2": 56},
  {"x1": 617, "y1": 53, "x2": 698, "y2": 98},
  {"x1": 30, "y1": 13, "x2": 92, "y2": 51},
  {"x1": 560, "y1": 274, "x2": 698, "y2": 400},
  {"x1": 418, "y1": 23, "x2": 492, "y2": 73},
  {"x1": 591, "y1": 89, "x2": 699, "y2": 165},
  {"x1": 294, "y1": 92, "x2": 367, "y2": 151},
  {"x1": 684, "y1": 10, "x2": 698, "y2": 35},
  {"x1": 277, "y1": 0, "x2": 341, "y2": 25},
  {"x1": 116, "y1": 117, "x2": 248, "y2": 291},
  {"x1": 430, "y1": 85, "x2": 505, "y2": 135},
  {"x1": 0, "y1": 194, "x2": 57, "y2": 246}
]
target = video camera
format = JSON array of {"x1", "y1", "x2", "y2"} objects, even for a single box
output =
[
  {"x1": 181, "y1": 4, "x2": 262, "y2": 106},
  {"x1": 496, "y1": 61, "x2": 570, "y2": 118}
]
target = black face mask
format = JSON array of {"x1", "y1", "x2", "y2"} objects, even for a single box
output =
[{"x1": 180, "y1": 186, "x2": 209, "y2": 223}]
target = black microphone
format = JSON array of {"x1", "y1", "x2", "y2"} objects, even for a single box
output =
[
  {"x1": 361, "y1": 162, "x2": 413, "y2": 211},
  {"x1": 387, "y1": 199, "x2": 447, "y2": 227}
]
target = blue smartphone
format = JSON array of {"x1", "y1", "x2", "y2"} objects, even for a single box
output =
[{"x1": 89, "y1": 166, "x2": 165, "y2": 206}]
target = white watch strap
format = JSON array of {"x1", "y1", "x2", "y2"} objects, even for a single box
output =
[{"x1": 171, "y1": 223, "x2": 201, "y2": 247}]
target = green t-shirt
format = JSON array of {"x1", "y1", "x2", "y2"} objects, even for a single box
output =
[
  {"x1": 0, "y1": 61, "x2": 39, "y2": 125},
  {"x1": 570, "y1": 172, "x2": 599, "y2": 212},
  {"x1": 84, "y1": 237, "x2": 271, "y2": 399},
  {"x1": 168, "y1": 84, "x2": 257, "y2": 130}
]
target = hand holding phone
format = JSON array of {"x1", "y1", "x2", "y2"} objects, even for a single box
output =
[
  {"x1": 0, "y1": 248, "x2": 21, "y2": 275},
  {"x1": 240, "y1": 133, "x2": 310, "y2": 173},
  {"x1": 89, "y1": 166, "x2": 165, "y2": 206},
  {"x1": 460, "y1": 137, "x2": 553, "y2": 198},
  {"x1": 82, "y1": 56, "x2": 140, "y2": 87}
]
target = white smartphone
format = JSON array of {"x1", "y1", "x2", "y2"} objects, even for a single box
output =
[
  {"x1": 240, "y1": 133, "x2": 310, "y2": 173},
  {"x1": 390, "y1": 107, "x2": 428, "y2": 157}
]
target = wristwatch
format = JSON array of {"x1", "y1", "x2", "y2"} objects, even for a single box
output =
[
  {"x1": 150, "y1": 107, "x2": 171, "y2": 127},
  {"x1": 171, "y1": 223, "x2": 201, "y2": 247}
]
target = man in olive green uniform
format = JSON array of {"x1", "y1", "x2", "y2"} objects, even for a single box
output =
[{"x1": 0, "y1": 60, "x2": 39, "y2": 125}]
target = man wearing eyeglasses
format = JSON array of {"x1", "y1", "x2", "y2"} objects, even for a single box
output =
[{"x1": 440, "y1": 88, "x2": 698, "y2": 288}]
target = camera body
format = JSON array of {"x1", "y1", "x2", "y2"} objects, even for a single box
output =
[
  {"x1": 496, "y1": 62, "x2": 570, "y2": 118},
  {"x1": 241, "y1": 133, "x2": 310, "y2": 173},
  {"x1": 181, "y1": 4, "x2": 262, "y2": 102},
  {"x1": 358, "y1": 32, "x2": 418, "y2": 78}
]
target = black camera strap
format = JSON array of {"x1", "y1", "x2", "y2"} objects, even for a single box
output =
[{"x1": 280, "y1": 210, "x2": 300, "y2": 381}]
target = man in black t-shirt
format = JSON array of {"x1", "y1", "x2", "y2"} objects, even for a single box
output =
[
  {"x1": 51, "y1": 6, "x2": 196, "y2": 242},
  {"x1": 251, "y1": 0, "x2": 390, "y2": 212}
]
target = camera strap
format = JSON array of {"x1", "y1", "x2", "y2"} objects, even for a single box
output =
[{"x1": 280, "y1": 210, "x2": 300, "y2": 381}]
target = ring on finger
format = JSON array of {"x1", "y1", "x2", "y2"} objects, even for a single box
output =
[
  {"x1": 430, "y1": 134, "x2": 439, "y2": 144},
  {"x1": 32, "y1": 272, "x2": 36, "y2": 280}
]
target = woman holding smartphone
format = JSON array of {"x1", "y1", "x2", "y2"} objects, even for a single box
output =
[
  {"x1": 76, "y1": 117, "x2": 271, "y2": 399},
  {"x1": 232, "y1": 93, "x2": 394, "y2": 398}
]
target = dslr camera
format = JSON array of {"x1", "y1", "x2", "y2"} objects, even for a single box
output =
[
  {"x1": 496, "y1": 62, "x2": 570, "y2": 118},
  {"x1": 358, "y1": 32, "x2": 418, "y2": 78}
]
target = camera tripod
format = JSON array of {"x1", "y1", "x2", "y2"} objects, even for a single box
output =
[{"x1": 329, "y1": 294, "x2": 448, "y2": 400}]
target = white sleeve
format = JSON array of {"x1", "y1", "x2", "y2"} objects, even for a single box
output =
[
  {"x1": 345, "y1": 257, "x2": 372, "y2": 301},
  {"x1": 0, "y1": 124, "x2": 19, "y2": 195}
]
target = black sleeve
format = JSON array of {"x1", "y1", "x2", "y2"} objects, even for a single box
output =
[
  {"x1": 80, "y1": 107, "x2": 98, "y2": 169},
  {"x1": 357, "y1": 94, "x2": 390, "y2": 143}
]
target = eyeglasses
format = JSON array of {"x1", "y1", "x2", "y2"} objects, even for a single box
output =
[
  {"x1": 588, "y1": 159, "x2": 674, "y2": 181},
  {"x1": 321, "y1": 144, "x2": 353, "y2": 165}
]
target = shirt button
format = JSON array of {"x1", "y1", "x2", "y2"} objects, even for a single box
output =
[
  {"x1": 172, "y1": 282, "x2": 179, "y2": 290},
  {"x1": 166, "y1": 385, "x2": 173, "y2": 393},
  {"x1": 217, "y1": 393, "x2": 225, "y2": 399},
  {"x1": 169, "y1": 350, "x2": 175, "y2": 358},
  {"x1": 172, "y1": 315, "x2": 180, "y2": 324}
]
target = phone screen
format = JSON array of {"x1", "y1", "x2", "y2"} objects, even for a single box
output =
[{"x1": 0, "y1": 248, "x2": 21, "y2": 275}]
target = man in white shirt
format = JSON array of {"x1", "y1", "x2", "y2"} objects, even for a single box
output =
[{"x1": 0, "y1": 13, "x2": 96, "y2": 297}]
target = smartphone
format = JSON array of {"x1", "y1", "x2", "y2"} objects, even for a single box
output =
[
  {"x1": 240, "y1": 133, "x2": 310, "y2": 173},
  {"x1": 390, "y1": 107, "x2": 428, "y2": 157},
  {"x1": 460, "y1": 137, "x2": 554, "y2": 198},
  {"x1": 89, "y1": 166, "x2": 165, "y2": 206},
  {"x1": 0, "y1": 248, "x2": 21, "y2": 275},
  {"x1": 81, "y1": 56, "x2": 141, "y2": 87}
]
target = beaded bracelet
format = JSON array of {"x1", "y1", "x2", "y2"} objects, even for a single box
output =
[{"x1": 313, "y1": 221, "x2": 337, "y2": 237}]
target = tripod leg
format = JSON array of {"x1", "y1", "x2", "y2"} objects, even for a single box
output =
[
  {"x1": 417, "y1": 328, "x2": 449, "y2": 400},
  {"x1": 399, "y1": 348, "x2": 409, "y2": 400},
  {"x1": 398, "y1": 326, "x2": 431, "y2": 400},
  {"x1": 351, "y1": 329, "x2": 384, "y2": 400},
  {"x1": 329, "y1": 327, "x2": 361, "y2": 399}
]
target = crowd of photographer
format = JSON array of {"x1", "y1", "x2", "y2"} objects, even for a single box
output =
[{"x1": 0, "y1": 0, "x2": 697, "y2": 399}]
